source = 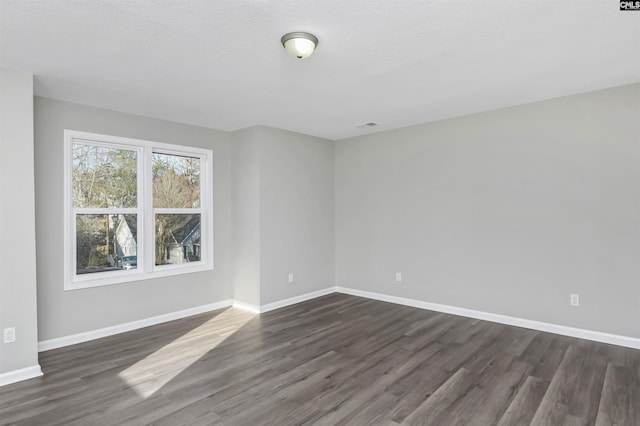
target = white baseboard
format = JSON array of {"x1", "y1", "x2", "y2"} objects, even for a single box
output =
[
  {"x1": 233, "y1": 287, "x2": 336, "y2": 314},
  {"x1": 232, "y1": 300, "x2": 261, "y2": 314},
  {"x1": 38, "y1": 299, "x2": 233, "y2": 352},
  {"x1": 0, "y1": 365, "x2": 43, "y2": 387},
  {"x1": 36, "y1": 286, "x2": 640, "y2": 354},
  {"x1": 260, "y1": 287, "x2": 336, "y2": 313},
  {"x1": 36, "y1": 289, "x2": 337, "y2": 352},
  {"x1": 335, "y1": 286, "x2": 640, "y2": 350}
]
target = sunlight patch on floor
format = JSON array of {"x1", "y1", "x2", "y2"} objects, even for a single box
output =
[{"x1": 118, "y1": 308, "x2": 256, "y2": 399}]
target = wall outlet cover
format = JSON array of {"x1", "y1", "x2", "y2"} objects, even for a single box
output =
[
  {"x1": 3, "y1": 327, "x2": 16, "y2": 343},
  {"x1": 570, "y1": 294, "x2": 580, "y2": 307}
]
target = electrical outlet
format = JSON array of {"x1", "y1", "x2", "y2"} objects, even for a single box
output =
[
  {"x1": 396, "y1": 272, "x2": 402, "y2": 282},
  {"x1": 3, "y1": 327, "x2": 16, "y2": 344},
  {"x1": 288, "y1": 273, "x2": 294, "y2": 283},
  {"x1": 570, "y1": 294, "x2": 580, "y2": 307}
]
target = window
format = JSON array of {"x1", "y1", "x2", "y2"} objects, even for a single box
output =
[{"x1": 64, "y1": 130, "x2": 213, "y2": 290}]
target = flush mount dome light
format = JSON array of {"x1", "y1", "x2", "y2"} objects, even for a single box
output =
[{"x1": 281, "y1": 32, "x2": 319, "y2": 59}]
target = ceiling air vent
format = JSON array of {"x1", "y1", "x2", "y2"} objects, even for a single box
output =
[{"x1": 356, "y1": 122, "x2": 378, "y2": 128}]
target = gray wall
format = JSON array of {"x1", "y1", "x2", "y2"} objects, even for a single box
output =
[
  {"x1": 0, "y1": 69, "x2": 39, "y2": 374},
  {"x1": 231, "y1": 126, "x2": 335, "y2": 306},
  {"x1": 258, "y1": 126, "x2": 334, "y2": 305},
  {"x1": 335, "y1": 83, "x2": 640, "y2": 338},
  {"x1": 231, "y1": 127, "x2": 261, "y2": 306},
  {"x1": 34, "y1": 97, "x2": 234, "y2": 341}
]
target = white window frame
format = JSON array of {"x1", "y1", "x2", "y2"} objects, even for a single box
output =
[{"x1": 64, "y1": 130, "x2": 214, "y2": 291}]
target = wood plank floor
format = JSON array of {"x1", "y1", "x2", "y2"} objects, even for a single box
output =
[{"x1": 1, "y1": 293, "x2": 639, "y2": 425}]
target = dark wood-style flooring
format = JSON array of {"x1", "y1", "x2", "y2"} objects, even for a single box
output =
[{"x1": 1, "y1": 293, "x2": 639, "y2": 425}]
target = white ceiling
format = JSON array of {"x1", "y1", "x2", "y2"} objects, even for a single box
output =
[{"x1": 1, "y1": 0, "x2": 638, "y2": 140}]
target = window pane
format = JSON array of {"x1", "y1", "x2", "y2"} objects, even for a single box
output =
[
  {"x1": 153, "y1": 153, "x2": 200, "y2": 208},
  {"x1": 155, "y1": 214, "x2": 201, "y2": 266},
  {"x1": 76, "y1": 214, "x2": 138, "y2": 274},
  {"x1": 72, "y1": 144, "x2": 137, "y2": 208}
]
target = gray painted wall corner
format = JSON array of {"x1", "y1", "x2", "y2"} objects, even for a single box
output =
[{"x1": 0, "y1": 69, "x2": 40, "y2": 375}]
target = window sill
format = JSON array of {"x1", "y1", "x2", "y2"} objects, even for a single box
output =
[{"x1": 64, "y1": 263, "x2": 214, "y2": 291}]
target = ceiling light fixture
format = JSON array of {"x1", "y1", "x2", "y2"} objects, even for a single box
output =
[{"x1": 281, "y1": 32, "x2": 319, "y2": 59}]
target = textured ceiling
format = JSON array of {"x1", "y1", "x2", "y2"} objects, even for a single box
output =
[{"x1": 1, "y1": 0, "x2": 638, "y2": 140}]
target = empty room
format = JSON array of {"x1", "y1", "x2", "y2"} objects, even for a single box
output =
[{"x1": 1, "y1": 1, "x2": 639, "y2": 424}]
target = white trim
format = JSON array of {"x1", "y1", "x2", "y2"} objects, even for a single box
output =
[
  {"x1": 232, "y1": 300, "x2": 261, "y2": 314},
  {"x1": 335, "y1": 286, "x2": 640, "y2": 350},
  {"x1": 36, "y1": 289, "x2": 334, "y2": 352},
  {"x1": 233, "y1": 287, "x2": 336, "y2": 314},
  {"x1": 38, "y1": 300, "x2": 232, "y2": 352},
  {"x1": 260, "y1": 287, "x2": 337, "y2": 313},
  {"x1": 36, "y1": 287, "x2": 640, "y2": 353},
  {"x1": 0, "y1": 365, "x2": 43, "y2": 387}
]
